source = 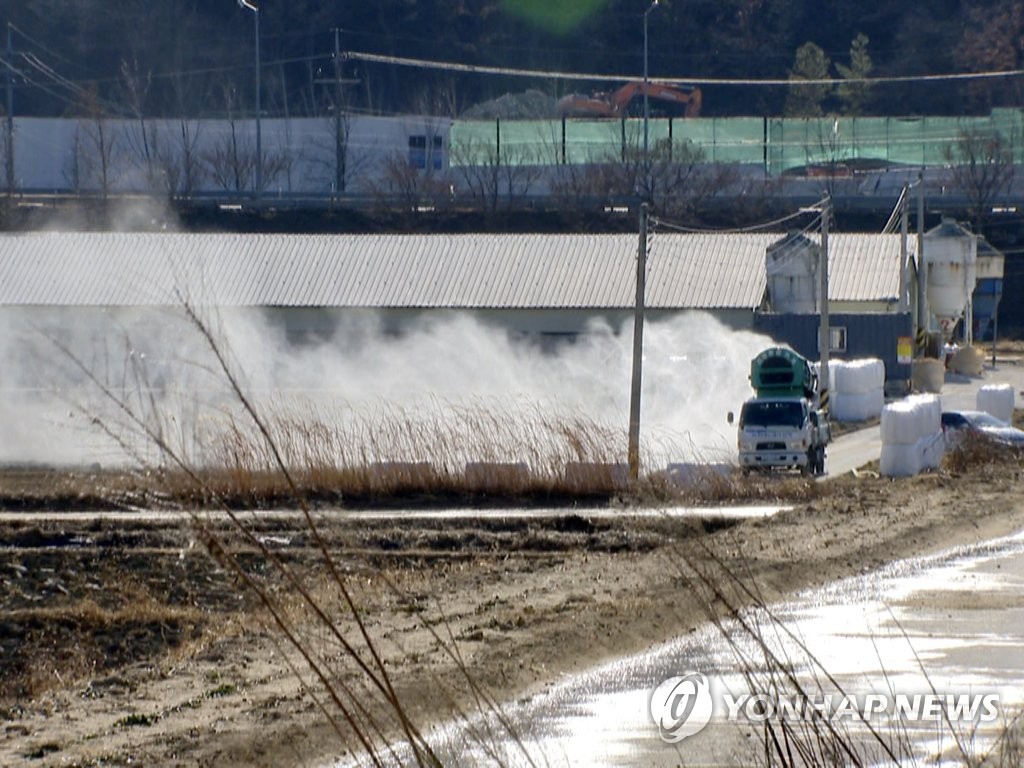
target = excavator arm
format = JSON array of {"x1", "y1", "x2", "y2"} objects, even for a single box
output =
[{"x1": 556, "y1": 81, "x2": 702, "y2": 118}]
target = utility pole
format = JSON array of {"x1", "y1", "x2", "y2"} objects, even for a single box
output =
[
  {"x1": 899, "y1": 184, "x2": 909, "y2": 312},
  {"x1": 5, "y1": 23, "x2": 13, "y2": 196},
  {"x1": 818, "y1": 196, "x2": 831, "y2": 414},
  {"x1": 641, "y1": 0, "x2": 659, "y2": 203},
  {"x1": 333, "y1": 28, "x2": 344, "y2": 196},
  {"x1": 628, "y1": 204, "x2": 649, "y2": 481},
  {"x1": 916, "y1": 173, "x2": 928, "y2": 355},
  {"x1": 254, "y1": 6, "x2": 262, "y2": 199}
]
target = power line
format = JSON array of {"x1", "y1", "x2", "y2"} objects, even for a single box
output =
[
  {"x1": 8, "y1": 24, "x2": 81, "y2": 71},
  {"x1": 651, "y1": 200, "x2": 825, "y2": 234},
  {"x1": 344, "y1": 50, "x2": 1024, "y2": 88}
]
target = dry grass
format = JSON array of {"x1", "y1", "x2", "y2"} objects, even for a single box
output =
[
  {"x1": 942, "y1": 432, "x2": 1024, "y2": 475},
  {"x1": 45, "y1": 302, "x2": 549, "y2": 766},
  {"x1": 33, "y1": 300, "x2": 837, "y2": 765},
  {"x1": 196, "y1": 401, "x2": 626, "y2": 500},
  {"x1": 642, "y1": 465, "x2": 823, "y2": 505},
  {"x1": 1, "y1": 599, "x2": 204, "y2": 702}
]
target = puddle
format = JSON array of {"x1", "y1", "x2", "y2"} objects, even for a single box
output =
[
  {"x1": 337, "y1": 530, "x2": 1024, "y2": 767},
  {"x1": 0, "y1": 505, "x2": 784, "y2": 524}
]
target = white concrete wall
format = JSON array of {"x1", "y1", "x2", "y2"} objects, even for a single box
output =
[{"x1": 7, "y1": 114, "x2": 452, "y2": 196}]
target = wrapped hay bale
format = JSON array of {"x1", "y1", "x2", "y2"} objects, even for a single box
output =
[
  {"x1": 833, "y1": 359, "x2": 885, "y2": 396},
  {"x1": 880, "y1": 401, "x2": 920, "y2": 445},
  {"x1": 880, "y1": 394, "x2": 943, "y2": 476},
  {"x1": 831, "y1": 389, "x2": 885, "y2": 422},
  {"x1": 919, "y1": 433, "x2": 945, "y2": 469},
  {"x1": 829, "y1": 358, "x2": 885, "y2": 422},
  {"x1": 948, "y1": 346, "x2": 984, "y2": 376},
  {"x1": 880, "y1": 442, "x2": 923, "y2": 477},
  {"x1": 912, "y1": 358, "x2": 944, "y2": 393},
  {"x1": 908, "y1": 394, "x2": 941, "y2": 435},
  {"x1": 977, "y1": 384, "x2": 1015, "y2": 425}
]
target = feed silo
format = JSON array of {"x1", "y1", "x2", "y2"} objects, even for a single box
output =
[
  {"x1": 922, "y1": 218, "x2": 977, "y2": 339},
  {"x1": 766, "y1": 232, "x2": 819, "y2": 313}
]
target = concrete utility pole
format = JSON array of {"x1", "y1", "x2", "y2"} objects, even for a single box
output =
[
  {"x1": 899, "y1": 184, "x2": 909, "y2": 312},
  {"x1": 916, "y1": 173, "x2": 928, "y2": 354},
  {"x1": 642, "y1": 0, "x2": 659, "y2": 202},
  {"x1": 333, "y1": 28, "x2": 344, "y2": 195},
  {"x1": 628, "y1": 204, "x2": 649, "y2": 481},
  {"x1": 254, "y1": 7, "x2": 262, "y2": 199},
  {"x1": 818, "y1": 196, "x2": 831, "y2": 413},
  {"x1": 5, "y1": 23, "x2": 14, "y2": 195}
]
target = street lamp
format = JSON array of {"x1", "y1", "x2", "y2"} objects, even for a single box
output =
[{"x1": 238, "y1": 0, "x2": 261, "y2": 199}]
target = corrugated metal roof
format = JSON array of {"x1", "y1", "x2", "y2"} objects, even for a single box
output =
[
  {"x1": 825, "y1": 232, "x2": 903, "y2": 303},
  {"x1": 0, "y1": 231, "x2": 905, "y2": 310}
]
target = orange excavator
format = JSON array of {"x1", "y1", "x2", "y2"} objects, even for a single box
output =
[{"x1": 556, "y1": 81, "x2": 702, "y2": 119}]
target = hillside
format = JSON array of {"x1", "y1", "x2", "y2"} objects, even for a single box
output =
[{"x1": 0, "y1": 0, "x2": 1020, "y2": 120}]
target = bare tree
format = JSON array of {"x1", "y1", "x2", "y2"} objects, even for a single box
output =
[
  {"x1": 201, "y1": 84, "x2": 289, "y2": 195},
  {"x1": 605, "y1": 121, "x2": 737, "y2": 218},
  {"x1": 305, "y1": 117, "x2": 369, "y2": 198},
  {"x1": 117, "y1": 57, "x2": 166, "y2": 195},
  {"x1": 379, "y1": 152, "x2": 448, "y2": 213},
  {"x1": 945, "y1": 128, "x2": 1016, "y2": 233},
  {"x1": 203, "y1": 121, "x2": 253, "y2": 193},
  {"x1": 549, "y1": 161, "x2": 618, "y2": 211},
  {"x1": 68, "y1": 86, "x2": 121, "y2": 197},
  {"x1": 451, "y1": 135, "x2": 543, "y2": 214},
  {"x1": 804, "y1": 116, "x2": 854, "y2": 198},
  {"x1": 160, "y1": 120, "x2": 205, "y2": 199},
  {"x1": 1, "y1": 117, "x2": 12, "y2": 195}
]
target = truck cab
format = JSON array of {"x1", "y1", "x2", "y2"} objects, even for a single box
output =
[
  {"x1": 735, "y1": 347, "x2": 831, "y2": 475},
  {"x1": 738, "y1": 396, "x2": 829, "y2": 474}
]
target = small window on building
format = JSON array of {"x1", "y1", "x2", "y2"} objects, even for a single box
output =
[
  {"x1": 829, "y1": 326, "x2": 847, "y2": 353},
  {"x1": 815, "y1": 327, "x2": 848, "y2": 355},
  {"x1": 408, "y1": 134, "x2": 443, "y2": 170}
]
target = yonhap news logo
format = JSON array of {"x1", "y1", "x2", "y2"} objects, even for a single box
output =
[
  {"x1": 649, "y1": 673, "x2": 1002, "y2": 744},
  {"x1": 648, "y1": 673, "x2": 714, "y2": 743}
]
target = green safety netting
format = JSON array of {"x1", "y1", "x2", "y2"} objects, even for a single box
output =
[{"x1": 450, "y1": 111, "x2": 1024, "y2": 174}]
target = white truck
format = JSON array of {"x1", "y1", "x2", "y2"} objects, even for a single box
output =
[{"x1": 730, "y1": 347, "x2": 831, "y2": 475}]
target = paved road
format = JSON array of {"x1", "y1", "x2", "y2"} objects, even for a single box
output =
[{"x1": 826, "y1": 360, "x2": 1024, "y2": 477}]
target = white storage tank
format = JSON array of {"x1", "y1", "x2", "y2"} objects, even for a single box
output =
[
  {"x1": 923, "y1": 218, "x2": 977, "y2": 338},
  {"x1": 766, "y1": 232, "x2": 819, "y2": 313}
]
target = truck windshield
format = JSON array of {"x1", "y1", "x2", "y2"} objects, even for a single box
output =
[{"x1": 740, "y1": 401, "x2": 806, "y2": 428}]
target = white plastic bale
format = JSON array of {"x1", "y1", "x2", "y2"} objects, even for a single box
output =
[
  {"x1": 831, "y1": 388, "x2": 885, "y2": 422},
  {"x1": 925, "y1": 398, "x2": 941, "y2": 434},
  {"x1": 812, "y1": 361, "x2": 833, "y2": 393},
  {"x1": 833, "y1": 358, "x2": 885, "y2": 396},
  {"x1": 907, "y1": 394, "x2": 941, "y2": 435},
  {"x1": 867, "y1": 359, "x2": 885, "y2": 389},
  {"x1": 977, "y1": 384, "x2": 1015, "y2": 424},
  {"x1": 880, "y1": 442, "x2": 922, "y2": 477},
  {"x1": 919, "y1": 433, "x2": 944, "y2": 470},
  {"x1": 881, "y1": 401, "x2": 921, "y2": 445},
  {"x1": 829, "y1": 360, "x2": 847, "y2": 393},
  {"x1": 851, "y1": 362, "x2": 866, "y2": 394}
]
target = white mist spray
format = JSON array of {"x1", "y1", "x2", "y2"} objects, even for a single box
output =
[{"x1": 1, "y1": 300, "x2": 768, "y2": 470}]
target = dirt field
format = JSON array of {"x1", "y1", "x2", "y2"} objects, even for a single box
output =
[{"x1": 2, "y1": 443, "x2": 1024, "y2": 767}]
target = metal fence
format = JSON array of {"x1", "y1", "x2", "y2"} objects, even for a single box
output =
[{"x1": 451, "y1": 111, "x2": 1024, "y2": 175}]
